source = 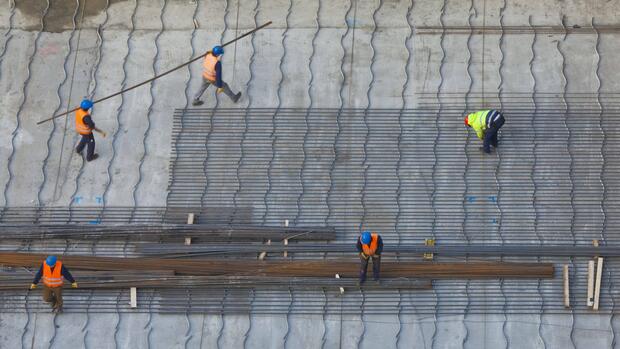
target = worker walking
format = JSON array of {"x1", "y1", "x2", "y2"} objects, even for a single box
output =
[
  {"x1": 30, "y1": 256, "x2": 78, "y2": 313},
  {"x1": 356, "y1": 231, "x2": 383, "y2": 284},
  {"x1": 75, "y1": 99, "x2": 106, "y2": 162},
  {"x1": 192, "y1": 45, "x2": 242, "y2": 106},
  {"x1": 464, "y1": 109, "x2": 505, "y2": 154}
]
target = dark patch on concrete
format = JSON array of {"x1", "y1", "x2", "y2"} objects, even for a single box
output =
[{"x1": 16, "y1": 0, "x2": 127, "y2": 33}]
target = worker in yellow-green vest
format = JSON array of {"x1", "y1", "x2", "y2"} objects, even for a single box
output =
[{"x1": 464, "y1": 109, "x2": 505, "y2": 154}]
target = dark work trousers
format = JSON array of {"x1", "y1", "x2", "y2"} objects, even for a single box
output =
[
  {"x1": 43, "y1": 286, "x2": 63, "y2": 309},
  {"x1": 76, "y1": 133, "x2": 95, "y2": 161},
  {"x1": 193, "y1": 77, "x2": 237, "y2": 101},
  {"x1": 483, "y1": 114, "x2": 505, "y2": 153},
  {"x1": 359, "y1": 255, "x2": 381, "y2": 283}
]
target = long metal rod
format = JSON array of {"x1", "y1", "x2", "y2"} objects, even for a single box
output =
[
  {"x1": 0, "y1": 223, "x2": 335, "y2": 241},
  {"x1": 36, "y1": 21, "x2": 272, "y2": 125},
  {"x1": 0, "y1": 275, "x2": 432, "y2": 290},
  {"x1": 135, "y1": 243, "x2": 620, "y2": 258}
]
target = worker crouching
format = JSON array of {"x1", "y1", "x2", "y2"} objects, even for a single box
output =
[
  {"x1": 30, "y1": 256, "x2": 78, "y2": 313},
  {"x1": 357, "y1": 231, "x2": 383, "y2": 284},
  {"x1": 464, "y1": 109, "x2": 505, "y2": 154}
]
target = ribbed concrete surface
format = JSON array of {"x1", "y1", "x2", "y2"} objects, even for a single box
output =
[{"x1": 2, "y1": 0, "x2": 620, "y2": 347}]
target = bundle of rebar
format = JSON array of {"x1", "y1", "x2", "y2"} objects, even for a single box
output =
[
  {"x1": 0, "y1": 272, "x2": 431, "y2": 290},
  {"x1": 136, "y1": 242, "x2": 620, "y2": 258},
  {"x1": 0, "y1": 252, "x2": 553, "y2": 279},
  {"x1": 0, "y1": 224, "x2": 335, "y2": 241}
]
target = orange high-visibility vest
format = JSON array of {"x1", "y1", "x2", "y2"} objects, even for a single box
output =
[
  {"x1": 42, "y1": 261, "x2": 64, "y2": 288},
  {"x1": 202, "y1": 53, "x2": 219, "y2": 81},
  {"x1": 75, "y1": 109, "x2": 92, "y2": 135},
  {"x1": 361, "y1": 234, "x2": 379, "y2": 256}
]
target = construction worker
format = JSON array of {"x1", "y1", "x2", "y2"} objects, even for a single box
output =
[
  {"x1": 30, "y1": 256, "x2": 78, "y2": 313},
  {"x1": 75, "y1": 99, "x2": 106, "y2": 162},
  {"x1": 356, "y1": 231, "x2": 383, "y2": 284},
  {"x1": 464, "y1": 109, "x2": 505, "y2": 154},
  {"x1": 192, "y1": 45, "x2": 242, "y2": 106}
]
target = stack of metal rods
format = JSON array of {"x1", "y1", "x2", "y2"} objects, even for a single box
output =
[
  {"x1": 5, "y1": 240, "x2": 620, "y2": 259},
  {"x1": 0, "y1": 273, "x2": 432, "y2": 290},
  {"x1": 136, "y1": 242, "x2": 620, "y2": 258},
  {"x1": 0, "y1": 252, "x2": 554, "y2": 279},
  {"x1": 0, "y1": 223, "x2": 335, "y2": 241}
]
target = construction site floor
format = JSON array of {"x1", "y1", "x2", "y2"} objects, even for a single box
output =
[{"x1": 2, "y1": 0, "x2": 620, "y2": 348}]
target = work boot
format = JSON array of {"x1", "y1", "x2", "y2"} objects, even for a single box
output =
[
  {"x1": 233, "y1": 92, "x2": 242, "y2": 103},
  {"x1": 358, "y1": 275, "x2": 366, "y2": 286},
  {"x1": 478, "y1": 146, "x2": 492, "y2": 154},
  {"x1": 87, "y1": 154, "x2": 99, "y2": 162},
  {"x1": 192, "y1": 99, "x2": 204, "y2": 106}
]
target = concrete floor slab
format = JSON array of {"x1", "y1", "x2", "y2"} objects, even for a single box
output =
[{"x1": 2, "y1": 0, "x2": 620, "y2": 347}]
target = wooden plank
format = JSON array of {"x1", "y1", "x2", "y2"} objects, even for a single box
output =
[
  {"x1": 424, "y1": 239, "x2": 435, "y2": 260},
  {"x1": 563, "y1": 264, "x2": 570, "y2": 308},
  {"x1": 594, "y1": 257, "x2": 604, "y2": 310},
  {"x1": 283, "y1": 220, "x2": 289, "y2": 258},
  {"x1": 130, "y1": 287, "x2": 137, "y2": 308},
  {"x1": 587, "y1": 260, "x2": 595, "y2": 307},
  {"x1": 335, "y1": 274, "x2": 344, "y2": 294},
  {"x1": 185, "y1": 213, "x2": 195, "y2": 245},
  {"x1": 258, "y1": 239, "x2": 271, "y2": 260}
]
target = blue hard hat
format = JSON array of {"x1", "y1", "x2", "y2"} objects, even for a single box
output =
[
  {"x1": 212, "y1": 45, "x2": 224, "y2": 56},
  {"x1": 45, "y1": 255, "x2": 57, "y2": 267},
  {"x1": 80, "y1": 99, "x2": 93, "y2": 110},
  {"x1": 361, "y1": 231, "x2": 372, "y2": 245}
]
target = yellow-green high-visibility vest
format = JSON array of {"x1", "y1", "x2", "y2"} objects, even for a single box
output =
[{"x1": 467, "y1": 110, "x2": 491, "y2": 140}]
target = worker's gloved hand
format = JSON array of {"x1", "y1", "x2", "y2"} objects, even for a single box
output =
[
  {"x1": 29, "y1": 283, "x2": 37, "y2": 290},
  {"x1": 359, "y1": 252, "x2": 369, "y2": 260},
  {"x1": 216, "y1": 87, "x2": 224, "y2": 94},
  {"x1": 101, "y1": 131, "x2": 107, "y2": 138},
  {"x1": 71, "y1": 282, "x2": 78, "y2": 289}
]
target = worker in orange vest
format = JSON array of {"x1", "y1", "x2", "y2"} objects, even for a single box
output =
[
  {"x1": 30, "y1": 256, "x2": 78, "y2": 312},
  {"x1": 75, "y1": 99, "x2": 106, "y2": 162},
  {"x1": 192, "y1": 45, "x2": 242, "y2": 106},
  {"x1": 356, "y1": 231, "x2": 383, "y2": 284}
]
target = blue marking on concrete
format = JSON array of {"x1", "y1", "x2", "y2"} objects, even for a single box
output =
[
  {"x1": 488, "y1": 195, "x2": 497, "y2": 203},
  {"x1": 467, "y1": 196, "x2": 476, "y2": 203}
]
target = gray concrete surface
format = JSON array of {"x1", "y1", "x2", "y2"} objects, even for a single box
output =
[{"x1": 2, "y1": 0, "x2": 620, "y2": 347}]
